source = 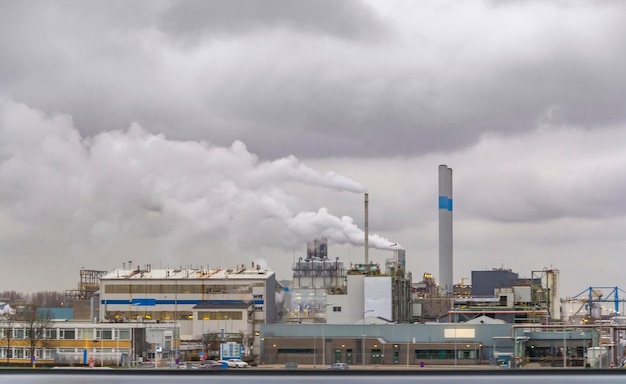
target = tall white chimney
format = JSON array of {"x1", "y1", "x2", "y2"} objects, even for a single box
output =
[{"x1": 438, "y1": 165, "x2": 453, "y2": 294}]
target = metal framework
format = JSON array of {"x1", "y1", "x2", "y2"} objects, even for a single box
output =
[
  {"x1": 64, "y1": 269, "x2": 107, "y2": 302},
  {"x1": 572, "y1": 286, "x2": 626, "y2": 317}
]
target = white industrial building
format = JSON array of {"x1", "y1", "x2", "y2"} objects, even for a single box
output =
[{"x1": 98, "y1": 262, "x2": 283, "y2": 355}]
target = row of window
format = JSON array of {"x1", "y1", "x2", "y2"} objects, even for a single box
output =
[
  {"x1": 109, "y1": 311, "x2": 193, "y2": 321},
  {"x1": 110, "y1": 308, "x2": 263, "y2": 321},
  {"x1": 0, "y1": 328, "x2": 131, "y2": 340},
  {"x1": 0, "y1": 348, "x2": 130, "y2": 360},
  {"x1": 197, "y1": 311, "x2": 244, "y2": 321},
  {"x1": 104, "y1": 284, "x2": 258, "y2": 294},
  {"x1": 271, "y1": 349, "x2": 477, "y2": 360},
  {"x1": 414, "y1": 350, "x2": 477, "y2": 359},
  {"x1": 0, "y1": 348, "x2": 53, "y2": 359}
]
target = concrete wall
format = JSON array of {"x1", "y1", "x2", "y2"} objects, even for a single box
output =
[{"x1": 260, "y1": 323, "x2": 514, "y2": 366}]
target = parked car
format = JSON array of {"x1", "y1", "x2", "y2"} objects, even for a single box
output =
[
  {"x1": 328, "y1": 363, "x2": 349, "y2": 370},
  {"x1": 226, "y1": 359, "x2": 249, "y2": 368},
  {"x1": 199, "y1": 360, "x2": 221, "y2": 369}
]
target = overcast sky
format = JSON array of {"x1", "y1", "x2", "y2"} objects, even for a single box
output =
[{"x1": 1, "y1": 0, "x2": 626, "y2": 301}]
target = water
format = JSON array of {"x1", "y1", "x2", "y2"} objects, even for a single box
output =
[{"x1": 0, "y1": 369, "x2": 625, "y2": 384}]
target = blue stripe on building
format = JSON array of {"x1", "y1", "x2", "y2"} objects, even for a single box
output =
[
  {"x1": 131, "y1": 298, "x2": 156, "y2": 306},
  {"x1": 102, "y1": 299, "x2": 264, "y2": 305}
]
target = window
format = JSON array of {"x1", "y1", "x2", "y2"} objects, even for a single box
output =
[
  {"x1": 277, "y1": 348, "x2": 314, "y2": 354},
  {"x1": 415, "y1": 349, "x2": 455, "y2": 359},
  {"x1": 177, "y1": 312, "x2": 193, "y2": 320},
  {"x1": 332, "y1": 306, "x2": 342, "y2": 312},
  {"x1": 97, "y1": 329, "x2": 113, "y2": 340},
  {"x1": 45, "y1": 329, "x2": 56, "y2": 339},
  {"x1": 59, "y1": 329, "x2": 75, "y2": 340},
  {"x1": 116, "y1": 329, "x2": 130, "y2": 340},
  {"x1": 14, "y1": 329, "x2": 24, "y2": 339},
  {"x1": 83, "y1": 329, "x2": 94, "y2": 340},
  {"x1": 197, "y1": 311, "x2": 243, "y2": 320}
]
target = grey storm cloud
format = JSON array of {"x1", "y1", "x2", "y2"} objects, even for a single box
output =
[
  {"x1": 2, "y1": 0, "x2": 626, "y2": 294},
  {"x1": 1, "y1": 0, "x2": 625, "y2": 160},
  {"x1": 157, "y1": 0, "x2": 388, "y2": 42}
]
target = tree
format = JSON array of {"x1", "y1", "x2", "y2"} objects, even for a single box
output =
[
  {"x1": 0, "y1": 309, "x2": 17, "y2": 364},
  {"x1": 27, "y1": 291, "x2": 66, "y2": 308},
  {"x1": 17, "y1": 303, "x2": 53, "y2": 365}
]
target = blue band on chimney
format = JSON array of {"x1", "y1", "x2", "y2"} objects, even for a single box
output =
[{"x1": 439, "y1": 196, "x2": 453, "y2": 211}]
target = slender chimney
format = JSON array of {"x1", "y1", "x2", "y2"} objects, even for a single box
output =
[
  {"x1": 438, "y1": 165, "x2": 453, "y2": 294},
  {"x1": 364, "y1": 193, "x2": 369, "y2": 265}
]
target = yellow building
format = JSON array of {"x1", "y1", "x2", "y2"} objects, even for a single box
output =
[{"x1": 0, "y1": 321, "x2": 178, "y2": 367}]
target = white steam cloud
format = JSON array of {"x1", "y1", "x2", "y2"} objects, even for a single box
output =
[{"x1": 0, "y1": 99, "x2": 397, "y2": 263}]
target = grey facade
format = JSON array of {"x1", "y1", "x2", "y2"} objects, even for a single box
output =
[
  {"x1": 471, "y1": 269, "x2": 520, "y2": 297},
  {"x1": 259, "y1": 323, "x2": 514, "y2": 366}
]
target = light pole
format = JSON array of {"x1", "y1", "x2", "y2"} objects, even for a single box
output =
[
  {"x1": 322, "y1": 324, "x2": 326, "y2": 366},
  {"x1": 598, "y1": 323, "x2": 604, "y2": 368},
  {"x1": 362, "y1": 310, "x2": 374, "y2": 366},
  {"x1": 563, "y1": 326, "x2": 567, "y2": 368},
  {"x1": 100, "y1": 326, "x2": 104, "y2": 368},
  {"x1": 454, "y1": 317, "x2": 457, "y2": 367},
  {"x1": 314, "y1": 326, "x2": 317, "y2": 368}
]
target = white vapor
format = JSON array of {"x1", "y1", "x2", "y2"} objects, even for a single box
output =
[{"x1": 0, "y1": 99, "x2": 396, "y2": 267}]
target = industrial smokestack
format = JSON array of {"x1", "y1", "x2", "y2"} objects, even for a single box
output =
[
  {"x1": 438, "y1": 165, "x2": 453, "y2": 294},
  {"x1": 364, "y1": 193, "x2": 369, "y2": 265}
]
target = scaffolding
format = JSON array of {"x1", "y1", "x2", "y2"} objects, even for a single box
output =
[{"x1": 64, "y1": 269, "x2": 107, "y2": 302}]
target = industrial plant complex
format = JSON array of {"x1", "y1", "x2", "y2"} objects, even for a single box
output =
[{"x1": 1, "y1": 165, "x2": 625, "y2": 369}]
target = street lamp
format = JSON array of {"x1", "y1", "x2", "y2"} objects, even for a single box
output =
[
  {"x1": 563, "y1": 326, "x2": 567, "y2": 368},
  {"x1": 322, "y1": 324, "x2": 326, "y2": 366},
  {"x1": 362, "y1": 310, "x2": 374, "y2": 366},
  {"x1": 453, "y1": 316, "x2": 457, "y2": 367},
  {"x1": 314, "y1": 326, "x2": 317, "y2": 368}
]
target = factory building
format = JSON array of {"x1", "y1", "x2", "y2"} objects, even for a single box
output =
[
  {"x1": 98, "y1": 262, "x2": 283, "y2": 359},
  {"x1": 0, "y1": 317, "x2": 177, "y2": 367},
  {"x1": 286, "y1": 237, "x2": 412, "y2": 325},
  {"x1": 259, "y1": 322, "x2": 511, "y2": 366},
  {"x1": 324, "y1": 257, "x2": 412, "y2": 325},
  {"x1": 288, "y1": 239, "x2": 346, "y2": 324}
]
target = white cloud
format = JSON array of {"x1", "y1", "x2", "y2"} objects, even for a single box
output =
[{"x1": 1, "y1": 1, "x2": 626, "y2": 298}]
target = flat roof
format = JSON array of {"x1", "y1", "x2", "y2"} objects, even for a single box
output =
[{"x1": 100, "y1": 267, "x2": 274, "y2": 281}]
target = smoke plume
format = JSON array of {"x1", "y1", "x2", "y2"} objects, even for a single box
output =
[{"x1": 0, "y1": 99, "x2": 397, "y2": 262}]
